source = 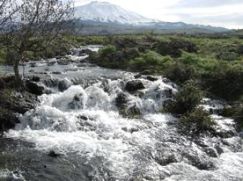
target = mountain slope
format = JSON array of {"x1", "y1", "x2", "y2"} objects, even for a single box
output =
[
  {"x1": 75, "y1": 1, "x2": 151, "y2": 24},
  {"x1": 74, "y1": 1, "x2": 229, "y2": 34}
]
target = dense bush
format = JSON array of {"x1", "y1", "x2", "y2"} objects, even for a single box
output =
[
  {"x1": 155, "y1": 38, "x2": 198, "y2": 57},
  {"x1": 99, "y1": 45, "x2": 117, "y2": 57},
  {"x1": 165, "y1": 81, "x2": 203, "y2": 115},
  {"x1": 178, "y1": 107, "x2": 215, "y2": 138},
  {"x1": 202, "y1": 65, "x2": 243, "y2": 101},
  {"x1": 216, "y1": 51, "x2": 239, "y2": 61},
  {"x1": 113, "y1": 37, "x2": 138, "y2": 49},
  {"x1": 93, "y1": 46, "x2": 140, "y2": 69},
  {"x1": 238, "y1": 45, "x2": 243, "y2": 55},
  {"x1": 0, "y1": 49, "x2": 6, "y2": 64},
  {"x1": 234, "y1": 105, "x2": 243, "y2": 129},
  {"x1": 164, "y1": 63, "x2": 198, "y2": 84},
  {"x1": 129, "y1": 51, "x2": 173, "y2": 72}
]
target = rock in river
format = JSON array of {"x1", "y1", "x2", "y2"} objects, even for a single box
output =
[{"x1": 125, "y1": 80, "x2": 145, "y2": 93}]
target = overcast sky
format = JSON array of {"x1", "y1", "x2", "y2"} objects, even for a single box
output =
[{"x1": 72, "y1": 0, "x2": 243, "y2": 29}]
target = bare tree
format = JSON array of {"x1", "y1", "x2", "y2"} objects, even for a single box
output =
[
  {"x1": 0, "y1": 0, "x2": 17, "y2": 29},
  {"x1": 5, "y1": 0, "x2": 73, "y2": 83}
]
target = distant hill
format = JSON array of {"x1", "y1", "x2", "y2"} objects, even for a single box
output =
[{"x1": 73, "y1": 1, "x2": 230, "y2": 35}]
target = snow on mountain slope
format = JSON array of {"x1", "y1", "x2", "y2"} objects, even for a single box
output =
[{"x1": 74, "y1": 1, "x2": 151, "y2": 24}]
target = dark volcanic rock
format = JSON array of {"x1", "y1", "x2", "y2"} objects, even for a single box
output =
[
  {"x1": 0, "y1": 109, "x2": 19, "y2": 131},
  {"x1": 58, "y1": 79, "x2": 72, "y2": 92},
  {"x1": 31, "y1": 76, "x2": 40, "y2": 82},
  {"x1": 68, "y1": 93, "x2": 85, "y2": 109},
  {"x1": 115, "y1": 93, "x2": 129, "y2": 109},
  {"x1": 125, "y1": 80, "x2": 145, "y2": 93},
  {"x1": 0, "y1": 85, "x2": 38, "y2": 131},
  {"x1": 44, "y1": 79, "x2": 59, "y2": 88},
  {"x1": 164, "y1": 88, "x2": 173, "y2": 98},
  {"x1": 25, "y1": 80, "x2": 44, "y2": 96},
  {"x1": 146, "y1": 76, "x2": 158, "y2": 81},
  {"x1": 79, "y1": 49, "x2": 93, "y2": 55},
  {"x1": 48, "y1": 150, "x2": 61, "y2": 158},
  {"x1": 134, "y1": 74, "x2": 142, "y2": 79},
  {"x1": 47, "y1": 61, "x2": 56, "y2": 66},
  {"x1": 57, "y1": 58, "x2": 70, "y2": 65}
]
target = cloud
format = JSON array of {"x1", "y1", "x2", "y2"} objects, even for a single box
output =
[
  {"x1": 174, "y1": 12, "x2": 243, "y2": 29},
  {"x1": 175, "y1": 0, "x2": 243, "y2": 7}
]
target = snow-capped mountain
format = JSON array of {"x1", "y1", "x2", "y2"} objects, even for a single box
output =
[
  {"x1": 74, "y1": 1, "x2": 151, "y2": 24},
  {"x1": 74, "y1": 1, "x2": 229, "y2": 34}
]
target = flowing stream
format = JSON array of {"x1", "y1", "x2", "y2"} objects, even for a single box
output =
[{"x1": 0, "y1": 46, "x2": 243, "y2": 181}]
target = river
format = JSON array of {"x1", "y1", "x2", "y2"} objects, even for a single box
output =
[{"x1": 0, "y1": 46, "x2": 242, "y2": 181}]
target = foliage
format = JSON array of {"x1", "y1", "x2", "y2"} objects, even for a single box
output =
[
  {"x1": 202, "y1": 64, "x2": 243, "y2": 101},
  {"x1": 234, "y1": 106, "x2": 243, "y2": 129},
  {"x1": 155, "y1": 38, "x2": 198, "y2": 57},
  {"x1": 178, "y1": 107, "x2": 215, "y2": 138},
  {"x1": 1, "y1": 0, "x2": 73, "y2": 82},
  {"x1": 129, "y1": 51, "x2": 174, "y2": 72},
  {"x1": 238, "y1": 44, "x2": 243, "y2": 55},
  {"x1": 165, "y1": 81, "x2": 203, "y2": 115},
  {"x1": 99, "y1": 45, "x2": 117, "y2": 57},
  {"x1": 164, "y1": 63, "x2": 198, "y2": 84},
  {"x1": 0, "y1": 48, "x2": 6, "y2": 64},
  {"x1": 216, "y1": 51, "x2": 239, "y2": 61}
]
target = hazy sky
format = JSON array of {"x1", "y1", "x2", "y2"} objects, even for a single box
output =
[{"x1": 73, "y1": 0, "x2": 243, "y2": 29}]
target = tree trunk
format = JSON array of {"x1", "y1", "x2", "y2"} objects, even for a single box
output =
[{"x1": 13, "y1": 59, "x2": 21, "y2": 86}]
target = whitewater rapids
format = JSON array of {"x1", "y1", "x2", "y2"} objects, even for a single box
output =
[{"x1": 1, "y1": 46, "x2": 242, "y2": 181}]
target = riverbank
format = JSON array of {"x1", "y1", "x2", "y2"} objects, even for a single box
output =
[{"x1": 0, "y1": 76, "x2": 40, "y2": 132}]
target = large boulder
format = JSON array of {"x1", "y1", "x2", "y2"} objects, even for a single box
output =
[
  {"x1": 25, "y1": 80, "x2": 44, "y2": 95},
  {"x1": 0, "y1": 109, "x2": 19, "y2": 131},
  {"x1": 79, "y1": 49, "x2": 93, "y2": 56},
  {"x1": 68, "y1": 93, "x2": 85, "y2": 109},
  {"x1": 0, "y1": 89, "x2": 38, "y2": 132},
  {"x1": 146, "y1": 76, "x2": 158, "y2": 82},
  {"x1": 125, "y1": 80, "x2": 145, "y2": 93},
  {"x1": 57, "y1": 58, "x2": 70, "y2": 65},
  {"x1": 115, "y1": 93, "x2": 129, "y2": 109},
  {"x1": 58, "y1": 79, "x2": 72, "y2": 92}
]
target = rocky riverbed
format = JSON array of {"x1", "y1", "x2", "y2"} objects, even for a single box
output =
[{"x1": 0, "y1": 46, "x2": 242, "y2": 181}]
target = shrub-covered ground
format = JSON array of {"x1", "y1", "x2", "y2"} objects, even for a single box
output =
[
  {"x1": 87, "y1": 34, "x2": 243, "y2": 129},
  {"x1": 1, "y1": 33, "x2": 243, "y2": 130},
  {"x1": 88, "y1": 35, "x2": 243, "y2": 100}
]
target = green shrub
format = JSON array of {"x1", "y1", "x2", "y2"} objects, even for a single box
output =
[
  {"x1": 238, "y1": 45, "x2": 243, "y2": 55},
  {"x1": 216, "y1": 51, "x2": 239, "y2": 61},
  {"x1": 113, "y1": 37, "x2": 138, "y2": 49},
  {"x1": 0, "y1": 49, "x2": 6, "y2": 64},
  {"x1": 155, "y1": 38, "x2": 198, "y2": 57},
  {"x1": 179, "y1": 52, "x2": 199, "y2": 65},
  {"x1": 99, "y1": 45, "x2": 117, "y2": 57},
  {"x1": 234, "y1": 106, "x2": 243, "y2": 130},
  {"x1": 164, "y1": 63, "x2": 198, "y2": 84},
  {"x1": 178, "y1": 107, "x2": 215, "y2": 138},
  {"x1": 129, "y1": 51, "x2": 173, "y2": 72},
  {"x1": 165, "y1": 81, "x2": 203, "y2": 115},
  {"x1": 202, "y1": 65, "x2": 243, "y2": 101}
]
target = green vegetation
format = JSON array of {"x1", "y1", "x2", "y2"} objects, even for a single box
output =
[
  {"x1": 162, "y1": 80, "x2": 215, "y2": 137},
  {"x1": 178, "y1": 107, "x2": 215, "y2": 138},
  {"x1": 1, "y1": 33, "x2": 243, "y2": 131},
  {"x1": 88, "y1": 34, "x2": 243, "y2": 102},
  {"x1": 165, "y1": 81, "x2": 203, "y2": 115},
  {"x1": 87, "y1": 34, "x2": 243, "y2": 131}
]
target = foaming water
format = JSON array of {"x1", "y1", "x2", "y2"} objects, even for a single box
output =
[{"x1": 2, "y1": 47, "x2": 243, "y2": 180}]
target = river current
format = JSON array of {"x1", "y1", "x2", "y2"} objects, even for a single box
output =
[{"x1": 0, "y1": 46, "x2": 242, "y2": 181}]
